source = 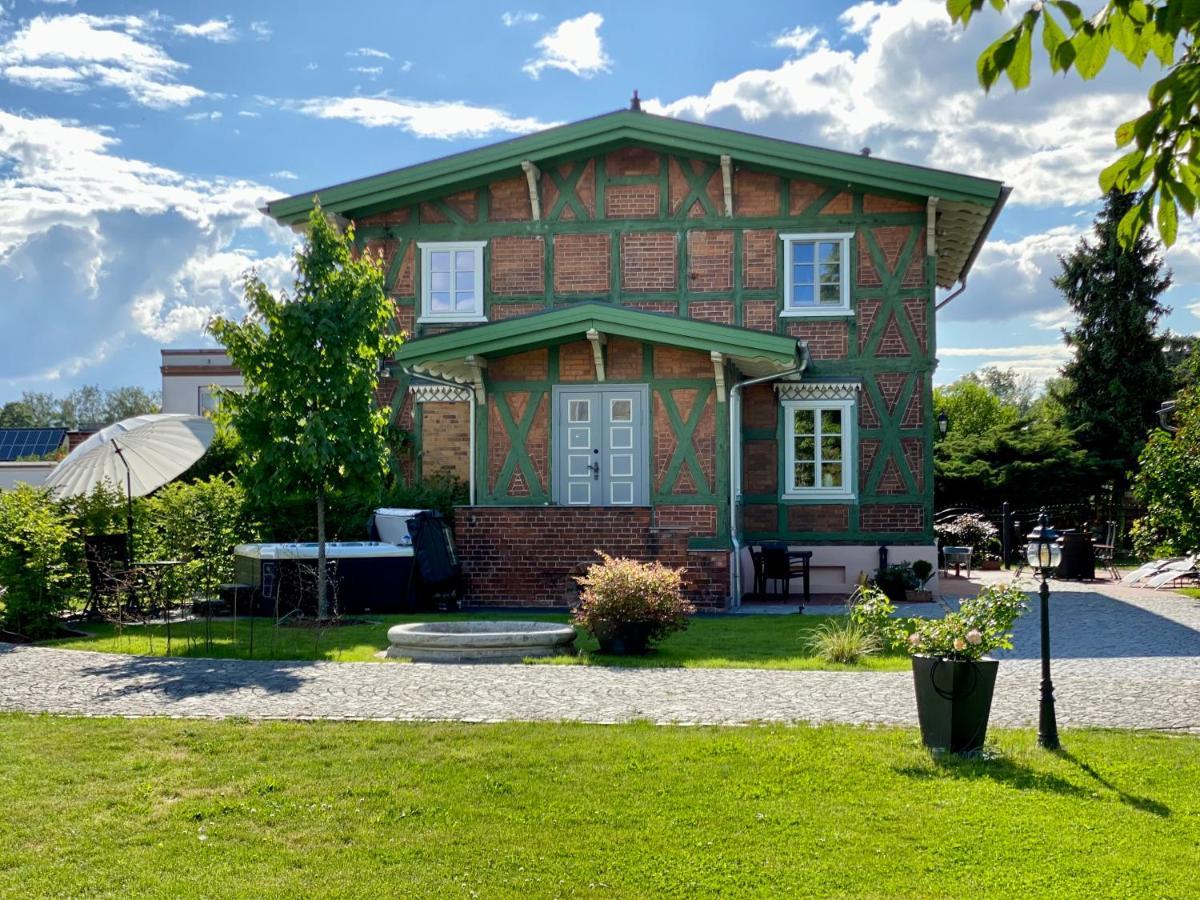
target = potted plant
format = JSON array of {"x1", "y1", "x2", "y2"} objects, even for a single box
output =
[
  {"x1": 905, "y1": 584, "x2": 1027, "y2": 755},
  {"x1": 872, "y1": 562, "x2": 919, "y2": 604},
  {"x1": 906, "y1": 560, "x2": 934, "y2": 603},
  {"x1": 572, "y1": 552, "x2": 694, "y2": 655}
]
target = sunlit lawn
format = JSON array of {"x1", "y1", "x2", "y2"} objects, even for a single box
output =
[
  {"x1": 0, "y1": 715, "x2": 1196, "y2": 897},
  {"x1": 39, "y1": 611, "x2": 911, "y2": 671}
]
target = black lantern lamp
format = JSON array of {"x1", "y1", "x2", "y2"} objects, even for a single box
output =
[
  {"x1": 1025, "y1": 509, "x2": 1061, "y2": 749},
  {"x1": 937, "y1": 411, "x2": 949, "y2": 437}
]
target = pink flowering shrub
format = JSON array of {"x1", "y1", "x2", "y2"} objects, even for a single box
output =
[
  {"x1": 905, "y1": 583, "x2": 1027, "y2": 661},
  {"x1": 572, "y1": 552, "x2": 694, "y2": 648}
]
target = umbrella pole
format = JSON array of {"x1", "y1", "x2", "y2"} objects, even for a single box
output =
[{"x1": 113, "y1": 441, "x2": 135, "y2": 565}]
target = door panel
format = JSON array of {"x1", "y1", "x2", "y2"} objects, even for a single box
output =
[{"x1": 554, "y1": 386, "x2": 647, "y2": 506}]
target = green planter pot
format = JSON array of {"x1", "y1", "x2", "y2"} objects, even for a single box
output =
[{"x1": 911, "y1": 656, "x2": 999, "y2": 755}]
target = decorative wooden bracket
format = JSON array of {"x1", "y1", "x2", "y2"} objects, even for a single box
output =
[
  {"x1": 926, "y1": 196, "x2": 939, "y2": 257},
  {"x1": 521, "y1": 160, "x2": 542, "y2": 222},
  {"x1": 710, "y1": 351, "x2": 726, "y2": 403},
  {"x1": 586, "y1": 328, "x2": 606, "y2": 382},
  {"x1": 720, "y1": 155, "x2": 734, "y2": 217},
  {"x1": 465, "y1": 354, "x2": 487, "y2": 406}
]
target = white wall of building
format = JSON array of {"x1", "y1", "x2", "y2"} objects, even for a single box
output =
[
  {"x1": 161, "y1": 350, "x2": 243, "y2": 416},
  {"x1": 0, "y1": 461, "x2": 56, "y2": 490}
]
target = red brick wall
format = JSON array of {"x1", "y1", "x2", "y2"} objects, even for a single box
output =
[
  {"x1": 669, "y1": 157, "x2": 722, "y2": 216},
  {"x1": 489, "y1": 176, "x2": 533, "y2": 221},
  {"x1": 420, "y1": 189, "x2": 476, "y2": 224},
  {"x1": 864, "y1": 194, "x2": 922, "y2": 213},
  {"x1": 621, "y1": 232, "x2": 677, "y2": 292},
  {"x1": 860, "y1": 504, "x2": 924, "y2": 533},
  {"x1": 453, "y1": 506, "x2": 729, "y2": 608},
  {"x1": 541, "y1": 160, "x2": 596, "y2": 220},
  {"x1": 789, "y1": 179, "x2": 825, "y2": 215},
  {"x1": 607, "y1": 337, "x2": 644, "y2": 380},
  {"x1": 606, "y1": 147, "x2": 659, "y2": 177},
  {"x1": 742, "y1": 229, "x2": 776, "y2": 290},
  {"x1": 554, "y1": 233, "x2": 609, "y2": 293},
  {"x1": 605, "y1": 184, "x2": 659, "y2": 218},
  {"x1": 743, "y1": 299, "x2": 777, "y2": 333},
  {"x1": 558, "y1": 340, "x2": 596, "y2": 381},
  {"x1": 733, "y1": 169, "x2": 780, "y2": 216},
  {"x1": 785, "y1": 321, "x2": 848, "y2": 360},
  {"x1": 490, "y1": 302, "x2": 544, "y2": 321},
  {"x1": 490, "y1": 236, "x2": 544, "y2": 296},
  {"x1": 688, "y1": 300, "x2": 733, "y2": 324},
  {"x1": 786, "y1": 505, "x2": 849, "y2": 533},
  {"x1": 687, "y1": 230, "x2": 733, "y2": 292}
]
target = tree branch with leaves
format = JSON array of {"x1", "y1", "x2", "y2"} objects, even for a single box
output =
[{"x1": 949, "y1": 0, "x2": 1199, "y2": 246}]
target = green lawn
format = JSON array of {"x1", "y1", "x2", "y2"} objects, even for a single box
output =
[
  {"x1": 0, "y1": 715, "x2": 1196, "y2": 897},
  {"x1": 39, "y1": 611, "x2": 911, "y2": 671}
]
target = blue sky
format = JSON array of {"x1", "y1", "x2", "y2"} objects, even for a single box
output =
[{"x1": 1, "y1": 0, "x2": 1196, "y2": 402}]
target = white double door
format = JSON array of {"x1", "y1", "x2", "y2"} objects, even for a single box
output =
[{"x1": 554, "y1": 385, "x2": 648, "y2": 507}]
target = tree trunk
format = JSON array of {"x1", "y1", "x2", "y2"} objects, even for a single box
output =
[{"x1": 316, "y1": 487, "x2": 328, "y2": 621}]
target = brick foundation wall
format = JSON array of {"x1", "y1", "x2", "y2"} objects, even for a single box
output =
[
  {"x1": 454, "y1": 506, "x2": 729, "y2": 609},
  {"x1": 860, "y1": 504, "x2": 924, "y2": 533}
]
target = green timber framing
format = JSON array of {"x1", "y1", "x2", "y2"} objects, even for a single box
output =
[
  {"x1": 393, "y1": 304, "x2": 800, "y2": 548},
  {"x1": 265, "y1": 109, "x2": 1009, "y2": 556}
]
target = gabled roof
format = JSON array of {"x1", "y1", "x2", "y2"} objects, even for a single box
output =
[
  {"x1": 265, "y1": 109, "x2": 1008, "y2": 288},
  {"x1": 392, "y1": 303, "x2": 803, "y2": 382}
]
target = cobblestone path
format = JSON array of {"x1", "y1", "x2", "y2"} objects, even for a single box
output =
[{"x1": 1, "y1": 588, "x2": 1198, "y2": 731}]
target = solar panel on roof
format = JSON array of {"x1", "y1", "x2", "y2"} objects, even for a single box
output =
[{"x1": 0, "y1": 428, "x2": 67, "y2": 461}]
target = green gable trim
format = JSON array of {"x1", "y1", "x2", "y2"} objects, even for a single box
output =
[
  {"x1": 393, "y1": 302, "x2": 801, "y2": 375},
  {"x1": 266, "y1": 110, "x2": 1004, "y2": 224}
]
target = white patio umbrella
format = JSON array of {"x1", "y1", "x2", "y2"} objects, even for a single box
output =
[{"x1": 44, "y1": 414, "x2": 216, "y2": 547}]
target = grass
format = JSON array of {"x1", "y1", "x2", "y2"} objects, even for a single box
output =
[
  {"x1": 39, "y1": 611, "x2": 911, "y2": 671},
  {"x1": 0, "y1": 715, "x2": 1196, "y2": 897}
]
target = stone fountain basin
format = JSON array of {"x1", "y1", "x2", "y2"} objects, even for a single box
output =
[{"x1": 385, "y1": 620, "x2": 577, "y2": 663}]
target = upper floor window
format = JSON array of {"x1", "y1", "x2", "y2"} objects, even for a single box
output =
[
  {"x1": 782, "y1": 398, "x2": 856, "y2": 500},
  {"x1": 418, "y1": 241, "x2": 487, "y2": 323},
  {"x1": 779, "y1": 233, "x2": 853, "y2": 317}
]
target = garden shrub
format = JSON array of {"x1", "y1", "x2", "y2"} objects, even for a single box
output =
[
  {"x1": 934, "y1": 513, "x2": 998, "y2": 559},
  {"x1": 380, "y1": 472, "x2": 469, "y2": 524},
  {"x1": 0, "y1": 484, "x2": 74, "y2": 638},
  {"x1": 573, "y1": 552, "x2": 694, "y2": 651},
  {"x1": 804, "y1": 619, "x2": 881, "y2": 664},
  {"x1": 872, "y1": 562, "x2": 919, "y2": 604},
  {"x1": 911, "y1": 559, "x2": 933, "y2": 588},
  {"x1": 138, "y1": 476, "x2": 259, "y2": 597},
  {"x1": 847, "y1": 585, "x2": 907, "y2": 650}
]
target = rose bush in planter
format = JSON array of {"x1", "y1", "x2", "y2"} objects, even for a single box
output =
[
  {"x1": 906, "y1": 584, "x2": 1027, "y2": 755},
  {"x1": 572, "y1": 552, "x2": 694, "y2": 655}
]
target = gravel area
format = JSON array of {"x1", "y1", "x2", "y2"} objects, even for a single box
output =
[{"x1": 2, "y1": 580, "x2": 1198, "y2": 732}]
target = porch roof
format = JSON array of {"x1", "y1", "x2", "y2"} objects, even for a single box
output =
[{"x1": 392, "y1": 303, "x2": 803, "y2": 383}]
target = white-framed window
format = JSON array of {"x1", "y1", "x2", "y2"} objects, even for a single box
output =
[
  {"x1": 779, "y1": 232, "x2": 853, "y2": 317},
  {"x1": 782, "y1": 398, "x2": 856, "y2": 500},
  {"x1": 418, "y1": 241, "x2": 487, "y2": 323}
]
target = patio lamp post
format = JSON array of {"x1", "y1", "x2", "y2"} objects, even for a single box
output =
[{"x1": 1025, "y1": 509, "x2": 1062, "y2": 750}]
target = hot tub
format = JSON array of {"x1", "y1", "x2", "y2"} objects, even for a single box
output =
[{"x1": 234, "y1": 542, "x2": 415, "y2": 615}]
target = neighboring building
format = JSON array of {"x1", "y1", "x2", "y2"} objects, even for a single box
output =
[
  {"x1": 160, "y1": 350, "x2": 243, "y2": 416},
  {"x1": 0, "y1": 428, "x2": 66, "y2": 489},
  {"x1": 265, "y1": 108, "x2": 1008, "y2": 608}
]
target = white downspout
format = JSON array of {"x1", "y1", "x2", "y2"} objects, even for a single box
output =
[
  {"x1": 402, "y1": 369, "x2": 476, "y2": 505},
  {"x1": 728, "y1": 344, "x2": 809, "y2": 606}
]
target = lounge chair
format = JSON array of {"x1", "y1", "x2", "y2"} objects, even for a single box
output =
[
  {"x1": 1121, "y1": 556, "x2": 1186, "y2": 585},
  {"x1": 1144, "y1": 556, "x2": 1200, "y2": 590}
]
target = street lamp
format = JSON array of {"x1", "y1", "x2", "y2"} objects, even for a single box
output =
[
  {"x1": 937, "y1": 412, "x2": 949, "y2": 437},
  {"x1": 1025, "y1": 509, "x2": 1062, "y2": 750}
]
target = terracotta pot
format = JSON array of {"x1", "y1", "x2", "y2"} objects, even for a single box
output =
[{"x1": 981, "y1": 559, "x2": 1002, "y2": 571}]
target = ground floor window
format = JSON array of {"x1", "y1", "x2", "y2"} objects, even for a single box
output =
[{"x1": 782, "y1": 397, "x2": 856, "y2": 500}]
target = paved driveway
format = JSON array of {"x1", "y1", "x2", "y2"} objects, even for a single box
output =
[{"x1": 1, "y1": 579, "x2": 1198, "y2": 731}]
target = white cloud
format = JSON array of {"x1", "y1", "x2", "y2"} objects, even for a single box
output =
[
  {"x1": 271, "y1": 169, "x2": 299, "y2": 180},
  {"x1": 772, "y1": 26, "x2": 818, "y2": 52},
  {"x1": 0, "y1": 110, "x2": 293, "y2": 392},
  {"x1": 0, "y1": 13, "x2": 205, "y2": 107},
  {"x1": 399, "y1": 60, "x2": 413, "y2": 73},
  {"x1": 237, "y1": 110, "x2": 261, "y2": 118},
  {"x1": 347, "y1": 47, "x2": 390, "y2": 60},
  {"x1": 523, "y1": 12, "x2": 610, "y2": 79},
  {"x1": 249, "y1": 21, "x2": 271, "y2": 41},
  {"x1": 351, "y1": 66, "x2": 382, "y2": 78},
  {"x1": 290, "y1": 96, "x2": 558, "y2": 139},
  {"x1": 644, "y1": 0, "x2": 1154, "y2": 208},
  {"x1": 174, "y1": 18, "x2": 236, "y2": 43},
  {"x1": 184, "y1": 110, "x2": 223, "y2": 121},
  {"x1": 938, "y1": 342, "x2": 1072, "y2": 384},
  {"x1": 502, "y1": 11, "x2": 541, "y2": 27}
]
